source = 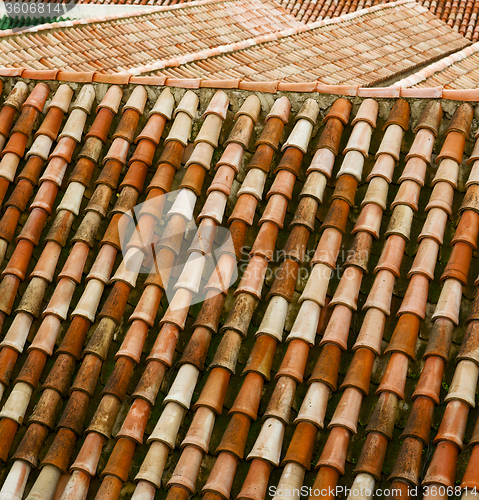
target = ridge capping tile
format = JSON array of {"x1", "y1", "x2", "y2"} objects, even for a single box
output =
[
  {"x1": 239, "y1": 80, "x2": 280, "y2": 93},
  {"x1": 200, "y1": 79, "x2": 241, "y2": 89},
  {"x1": 278, "y1": 82, "x2": 317, "y2": 92},
  {"x1": 442, "y1": 89, "x2": 479, "y2": 101},
  {"x1": 57, "y1": 71, "x2": 95, "y2": 83},
  {"x1": 400, "y1": 87, "x2": 443, "y2": 98},
  {"x1": 22, "y1": 70, "x2": 60, "y2": 81},
  {"x1": 0, "y1": 68, "x2": 24, "y2": 77},
  {"x1": 93, "y1": 73, "x2": 131, "y2": 85},
  {"x1": 358, "y1": 87, "x2": 400, "y2": 98},
  {"x1": 130, "y1": 76, "x2": 167, "y2": 85},
  {"x1": 165, "y1": 78, "x2": 201, "y2": 89},
  {"x1": 316, "y1": 84, "x2": 359, "y2": 96}
]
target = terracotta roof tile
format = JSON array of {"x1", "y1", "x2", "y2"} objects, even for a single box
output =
[{"x1": 0, "y1": 76, "x2": 477, "y2": 500}]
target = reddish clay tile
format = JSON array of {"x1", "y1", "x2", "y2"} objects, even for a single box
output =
[
  {"x1": 275, "y1": 339, "x2": 310, "y2": 383},
  {"x1": 424, "y1": 318, "x2": 455, "y2": 362},
  {"x1": 408, "y1": 238, "x2": 440, "y2": 281},
  {"x1": 436, "y1": 131, "x2": 466, "y2": 164},
  {"x1": 452, "y1": 210, "x2": 479, "y2": 249},
  {"x1": 425, "y1": 181, "x2": 454, "y2": 215},
  {"x1": 383, "y1": 99, "x2": 410, "y2": 131},
  {"x1": 396, "y1": 274, "x2": 430, "y2": 320},
  {"x1": 309, "y1": 343, "x2": 342, "y2": 391},
  {"x1": 366, "y1": 392, "x2": 398, "y2": 439},
  {"x1": 316, "y1": 426, "x2": 350, "y2": 475},
  {"x1": 340, "y1": 348, "x2": 375, "y2": 395},
  {"x1": 41, "y1": 428, "x2": 77, "y2": 472},
  {"x1": 236, "y1": 459, "x2": 272, "y2": 500},
  {"x1": 401, "y1": 396, "x2": 435, "y2": 444},
  {"x1": 413, "y1": 101, "x2": 443, "y2": 137},
  {"x1": 441, "y1": 241, "x2": 473, "y2": 285},
  {"x1": 268, "y1": 170, "x2": 296, "y2": 201},
  {"x1": 448, "y1": 103, "x2": 474, "y2": 138},
  {"x1": 398, "y1": 157, "x2": 427, "y2": 186},
  {"x1": 282, "y1": 421, "x2": 317, "y2": 469},
  {"x1": 388, "y1": 437, "x2": 423, "y2": 485},
  {"x1": 267, "y1": 259, "x2": 300, "y2": 303},
  {"x1": 216, "y1": 413, "x2": 251, "y2": 459},
  {"x1": 354, "y1": 432, "x2": 388, "y2": 480},
  {"x1": 461, "y1": 445, "x2": 479, "y2": 489},
  {"x1": 243, "y1": 334, "x2": 277, "y2": 380},
  {"x1": 202, "y1": 452, "x2": 238, "y2": 499},
  {"x1": 423, "y1": 441, "x2": 459, "y2": 487},
  {"x1": 22, "y1": 82, "x2": 50, "y2": 112},
  {"x1": 376, "y1": 352, "x2": 409, "y2": 400},
  {"x1": 57, "y1": 70, "x2": 95, "y2": 83},
  {"x1": 434, "y1": 399, "x2": 468, "y2": 448}
]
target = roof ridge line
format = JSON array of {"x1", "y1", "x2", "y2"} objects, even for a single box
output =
[
  {"x1": 3, "y1": 68, "x2": 479, "y2": 100},
  {"x1": 392, "y1": 41, "x2": 479, "y2": 88},
  {"x1": 0, "y1": 0, "x2": 228, "y2": 38},
  {"x1": 126, "y1": 0, "x2": 415, "y2": 75}
]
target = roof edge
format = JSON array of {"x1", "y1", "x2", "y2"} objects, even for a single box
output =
[{"x1": 2, "y1": 69, "x2": 479, "y2": 101}]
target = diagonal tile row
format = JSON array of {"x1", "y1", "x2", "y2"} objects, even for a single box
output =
[{"x1": 0, "y1": 80, "x2": 477, "y2": 500}]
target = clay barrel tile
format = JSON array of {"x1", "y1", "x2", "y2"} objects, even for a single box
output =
[
  {"x1": 309, "y1": 343, "x2": 342, "y2": 391},
  {"x1": 86, "y1": 108, "x2": 115, "y2": 143},
  {"x1": 266, "y1": 96, "x2": 291, "y2": 124},
  {"x1": 422, "y1": 441, "x2": 459, "y2": 487},
  {"x1": 267, "y1": 170, "x2": 296, "y2": 202},
  {"x1": 367, "y1": 154, "x2": 396, "y2": 184},
  {"x1": 383, "y1": 99, "x2": 410, "y2": 131},
  {"x1": 215, "y1": 412, "x2": 251, "y2": 459},
  {"x1": 407, "y1": 237, "x2": 439, "y2": 281},
  {"x1": 398, "y1": 157, "x2": 427, "y2": 186},
  {"x1": 315, "y1": 426, "x2": 350, "y2": 475},
  {"x1": 234, "y1": 94, "x2": 260, "y2": 123},
  {"x1": 401, "y1": 396, "x2": 435, "y2": 444},
  {"x1": 413, "y1": 101, "x2": 443, "y2": 136},
  {"x1": 324, "y1": 98, "x2": 352, "y2": 126},
  {"x1": 441, "y1": 241, "x2": 473, "y2": 285},
  {"x1": 433, "y1": 399, "x2": 469, "y2": 448},
  {"x1": 22, "y1": 82, "x2": 50, "y2": 113},
  {"x1": 436, "y1": 131, "x2": 466, "y2": 164},
  {"x1": 307, "y1": 148, "x2": 336, "y2": 178},
  {"x1": 243, "y1": 334, "x2": 277, "y2": 380},
  {"x1": 340, "y1": 348, "x2": 375, "y2": 394},
  {"x1": 354, "y1": 432, "x2": 389, "y2": 480},
  {"x1": 365, "y1": 392, "x2": 399, "y2": 439},
  {"x1": 4, "y1": 82, "x2": 29, "y2": 111},
  {"x1": 448, "y1": 102, "x2": 474, "y2": 138},
  {"x1": 254, "y1": 117, "x2": 285, "y2": 150},
  {"x1": 422, "y1": 317, "x2": 454, "y2": 362},
  {"x1": 388, "y1": 436, "x2": 424, "y2": 485},
  {"x1": 405, "y1": 129, "x2": 435, "y2": 164}
]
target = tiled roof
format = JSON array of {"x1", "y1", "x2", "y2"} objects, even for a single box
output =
[
  {"x1": 0, "y1": 76, "x2": 477, "y2": 500},
  {"x1": 0, "y1": 0, "x2": 471, "y2": 84},
  {"x1": 279, "y1": 0, "x2": 479, "y2": 39},
  {"x1": 0, "y1": 0, "x2": 302, "y2": 73},
  {"x1": 27, "y1": 0, "x2": 479, "y2": 42},
  {"x1": 150, "y1": 1, "x2": 469, "y2": 85},
  {"x1": 392, "y1": 41, "x2": 479, "y2": 89}
]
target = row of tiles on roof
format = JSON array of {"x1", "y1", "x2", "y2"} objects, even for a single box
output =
[{"x1": 2, "y1": 68, "x2": 479, "y2": 100}]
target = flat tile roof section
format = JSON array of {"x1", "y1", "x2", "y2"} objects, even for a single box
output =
[
  {"x1": 23, "y1": 0, "x2": 479, "y2": 42},
  {"x1": 0, "y1": 0, "x2": 302, "y2": 73},
  {"x1": 393, "y1": 41, "x2": 479, "y2": 89},
  {"x1": 147, "y1": 1, "x2": 470, "y2": 85},
  {"x1": 279, "y1": 0, "x2": 479, "y2": 39}
]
